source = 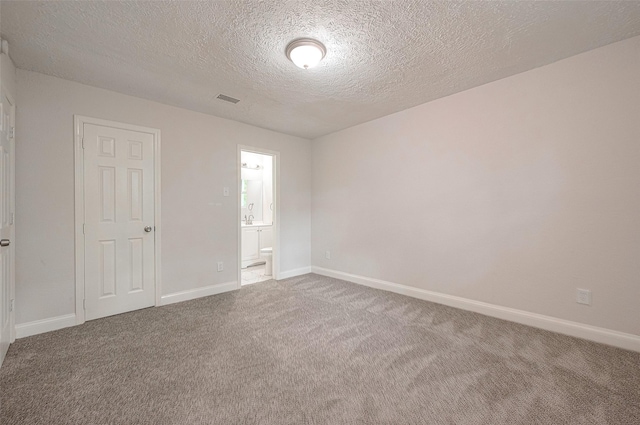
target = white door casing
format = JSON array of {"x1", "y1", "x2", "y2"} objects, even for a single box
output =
[
  {"x1": 0, "y1": 88, "x2": 15, "y2": 365},
  {"x1": 75, "y1": 116, "x2": 161, "y2": 323}
]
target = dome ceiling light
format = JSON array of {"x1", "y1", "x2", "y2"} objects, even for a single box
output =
[{"x1": 285, "y1": 38, "x2": 326, "y2": 69}]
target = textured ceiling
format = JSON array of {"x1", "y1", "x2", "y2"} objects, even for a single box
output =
[{"x1": 3, "y1": 1, "x2": 640, "y2": 139}]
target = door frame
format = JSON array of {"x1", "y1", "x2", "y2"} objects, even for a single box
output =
[
  {"x1": 74, "y1": 115, "x2": 162, "y2": 325},
  {"x1": 2, "y1": 87, "x2": 16, "y2": 344},
  {"x1": 237, "y1": 145, "x2": 280, "y2": 288}
]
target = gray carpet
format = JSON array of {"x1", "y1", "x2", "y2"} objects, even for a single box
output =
[{"x1": 1, "y1": 274, "x2": 639, "y2": 424}]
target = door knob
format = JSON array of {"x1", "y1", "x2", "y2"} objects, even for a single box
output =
[
  {"x1": 144, "y1": 226, "x2": 153, "y2": 233},
  {"x1": 0, "y1": 239, "x2": 10, "y2": 247}
]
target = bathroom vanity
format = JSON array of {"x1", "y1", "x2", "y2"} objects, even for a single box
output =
[{"x1": 241, "y1": 223, "x2": 273, "y2": 268}]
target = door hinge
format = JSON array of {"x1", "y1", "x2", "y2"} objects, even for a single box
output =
[
  {"x1": 9, "y1": 127, "x2": 15, "y2": 140},
  {"x1": 81, "y1": 138, "x2": 85, "y2": 149},
  {"x1": 10, "y1": 212, "x2": 14, "y2": 225},
  {"x1": 10, "y1": 299, "x2": 14, "y2": 312},
  {"x1": 83, "y1": 224, "x2": 86, "y2": 234},
  {"x1": 83, "y1": 299, "x2": 86, "y2": 310}
]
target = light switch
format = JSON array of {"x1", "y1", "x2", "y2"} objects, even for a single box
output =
[{"x1": 223, "y1": 187, "x2": 229, "y2": 197}]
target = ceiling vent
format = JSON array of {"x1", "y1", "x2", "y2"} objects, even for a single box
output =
[{"x1": 216, "y1": 94, "x2": 240, "y2": 104}]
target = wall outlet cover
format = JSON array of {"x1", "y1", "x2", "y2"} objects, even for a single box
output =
[
  {"x1": 217, "y1": 261, "x2": 224, "y2": 272},
  {"x1": 325, "y1": 251, "x2": 331, "y2": 259}
]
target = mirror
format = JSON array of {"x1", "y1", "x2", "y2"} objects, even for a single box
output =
[{"x1": 241, "y1": 179, "x2": 263, "y2": 220}]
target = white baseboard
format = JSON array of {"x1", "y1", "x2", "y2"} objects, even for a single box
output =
[
  {"x1": 311, "y1": 266, "x2": 640, "y2": 353},
  {"x1": 14, "y1": 282, "x2": 238, "y2": 339},
  {"x1": 16, "y1": 314, "x2": 77, "y2": 339},
  {"x1": 160, "y1": 280, "x2": 237, "y2": 306},
  {"x1": 277, "y1": 266, "x2": 312, "y2": 280}
]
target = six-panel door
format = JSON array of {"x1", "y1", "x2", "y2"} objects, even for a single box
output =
[{"x1": 84, "y1": 123, "x2": 155, "y2": 321}]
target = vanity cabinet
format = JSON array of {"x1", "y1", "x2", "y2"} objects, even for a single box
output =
[
  {"x1": 259, "y1": 226, "x2": 273, "y2": 250},
  {"x1": 241, "y1": 227, "x2": 260, "y2": 266},
  {"x1": 241, "y1": 225, "x2": 272, "y2": 268}
]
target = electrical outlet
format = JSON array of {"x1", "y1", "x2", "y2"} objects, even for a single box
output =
[
  {"x1": 576, "y1": 288, "x2": 591, "y2": 305},
  {"x1": 217, "y1": 261, "x2": 224, "y2": 272},
  {"x1": 223, "y1": 187, "x2": 229, "y2": 197},
  {"x1": 325, "y1": 251, "x2": 331, "y2": 260}
]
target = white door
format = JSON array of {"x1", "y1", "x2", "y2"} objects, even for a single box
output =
[
  {"x1": 84, "y1": 123, "x2": 155, "y2": 320},
  {"x1": 0, "y1": 89, "x2": 15, "y2": 364}
]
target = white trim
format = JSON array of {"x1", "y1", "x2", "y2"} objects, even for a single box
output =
[
  {"x1": 73, "y1": 116, "x2": 84, "y2": 324},
  {"x1": 74, "y1": 116, "x2": 162, "y2": 325},
  {"x1": 15, "y1": 314, "x2": 77, "y2": 339},
  {"x1": 160, "y1": 281, "x2": 237, "y2": 306},
  {"x1": 4, "y1": 88, "x2": 16, "y2": 344},
  {"x1": 153, "y1": 125, "x2": 162, "y2": 307},
  {"x1": 311, "y1": 266, "x2": 640, "y2": 353},
  {"x1": 237, "y1": 146, "x2": 280, "y2": 289},
  {"x1": 237, "y1": 146, "x2": 241, "y2": 289},
  {"x1": 277, "y1": 267, "x2": 311, "y2": 280}
]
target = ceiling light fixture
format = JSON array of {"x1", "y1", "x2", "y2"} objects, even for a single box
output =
[{"x1": 285, "y1": 38, "x2": 326, "y2": 69}]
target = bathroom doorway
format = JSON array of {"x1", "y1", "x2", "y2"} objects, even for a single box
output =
[{"x1": 238, "y1": 147, "x2": 278, "y2": 287}]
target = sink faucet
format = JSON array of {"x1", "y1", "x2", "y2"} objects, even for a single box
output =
[{"x1": 247, "y1": 214, "x2": 254, "y2": 225}]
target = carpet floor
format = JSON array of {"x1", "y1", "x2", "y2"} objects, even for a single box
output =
[{"x1": 1, "y1": 273, "x2": 639, "y2": 424}]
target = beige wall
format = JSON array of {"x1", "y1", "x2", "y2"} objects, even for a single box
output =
[
  {"x1": 1, "y1": 52, "x2": 17, "y2": 100},
  {"x1": 312, "y1": 36, "x2": 640, "y2": 336},
  {"x1": 16, "y1": 70, "x2": 311, "y2": 324}
]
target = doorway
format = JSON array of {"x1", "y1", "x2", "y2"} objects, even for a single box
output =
[
  {"x1": 0, "y1": 87, "x2": 15, "y2": 366},
  {"x1": 74, "y1": 116, "x2": 161, "y2": 323},
  {"x1": 238, "y1": 147, "x2": 278, "y2": 287}
]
